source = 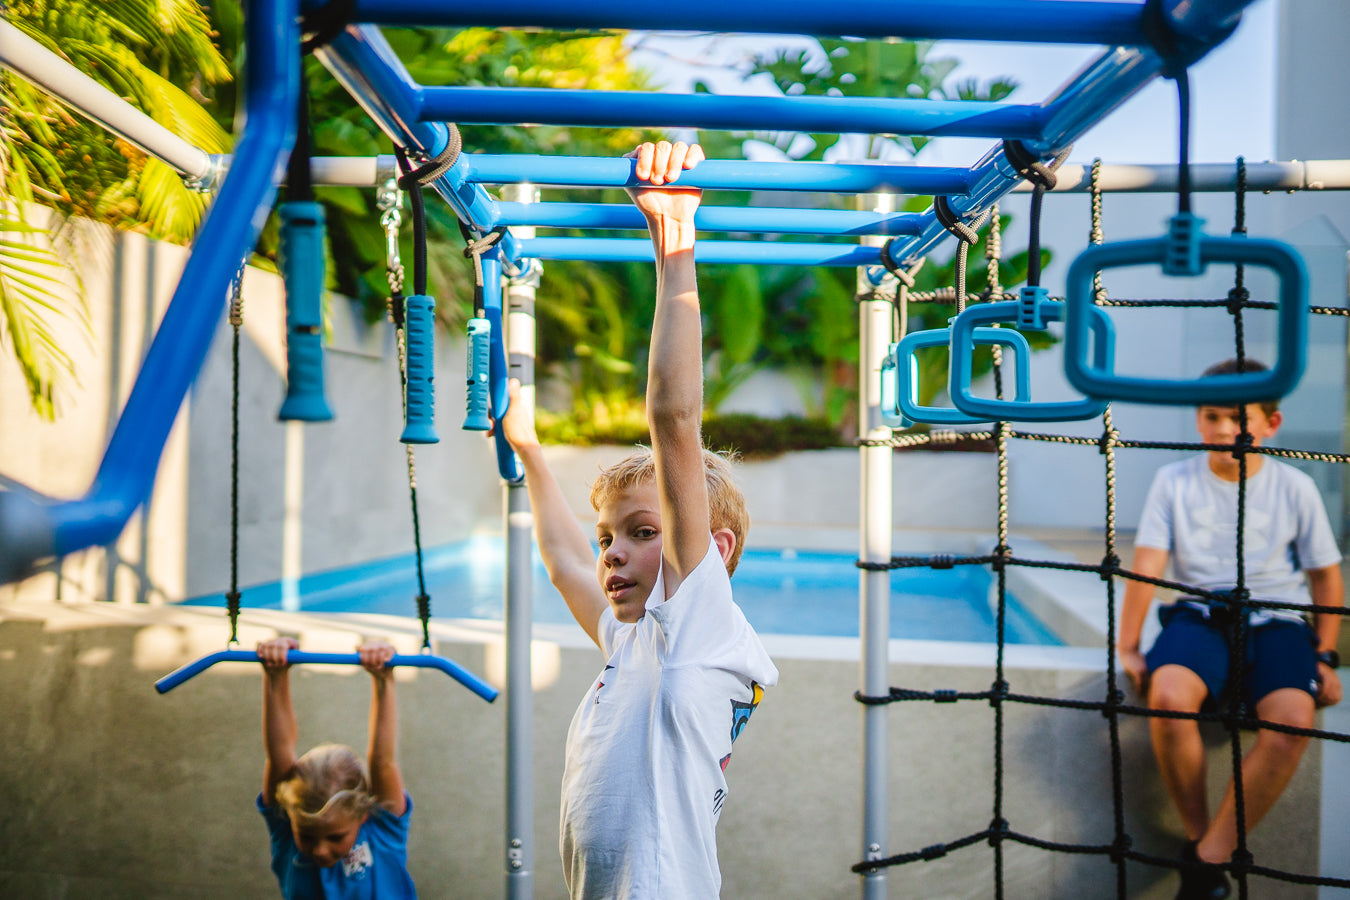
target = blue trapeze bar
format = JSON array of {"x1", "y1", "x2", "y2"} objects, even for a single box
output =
[
  {"x1": 420, "y1": 87, "x2": 1047, "y2": 141},
  {"x1": 299, "y1": 0, "x2": 1149, "y2": 46},
  {"x1": 495, "y1": 202, "x2": 925, "y2": 238},
  {"x1": 312, "y1": 26, "x2": 518, "y2": 258},
  {"x1": 509, "y1": 238, "x2": 879, "y2": 268},
  {"x1": 0, "y1": 0, "x2": 298, "y2": 582},
  {"x1": 154, "y1": 650, "x2": 498, "y2": 702},
  {"x1": 465, "y1": 155, "x2": 972, "y2": 196}
]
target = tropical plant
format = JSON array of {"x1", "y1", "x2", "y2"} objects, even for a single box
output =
[{"x1": 2, "y1": 0, "x2": 232, "y2": 417}]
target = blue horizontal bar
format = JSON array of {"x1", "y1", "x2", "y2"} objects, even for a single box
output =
[
  {"x1": 154, "y1": 649, "x2": 498, "y2": 702},
  {"x1": 302, "y1": 0, "x2": 1149, "y2": 45},
  {"x1": 496, "y1": 202, "x2": 924, "y2": 237},
  {"x1": 467, "y1": 155, "x2": 971, "y2": 196},
  {"x1": 421, "y1": 87, "x2": 1047, "y2": 140},
  {"x1": 511, "y1": 238, "x2": 879, "y2": 267}
]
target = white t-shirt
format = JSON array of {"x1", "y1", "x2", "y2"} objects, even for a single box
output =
[
  {"x1": 1135, "y1": 454, "x2": 1341, "y2": 626},
  {"x1": 559, "y1": 537, "x2": 779, "y2": 899}
]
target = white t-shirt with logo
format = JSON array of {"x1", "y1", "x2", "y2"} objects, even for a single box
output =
[
  {"x1": 560, "y1": 537, "x2": 779, "y2": 899},
  {"x1": 1135, "y1": 454, "x2": 1341, "y2": 626}
]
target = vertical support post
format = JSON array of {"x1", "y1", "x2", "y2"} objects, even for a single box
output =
[
  {"x1": 858, "y1": 192, "x2": 895, "y2": 899},
  {"x1": 501, "y1": 182, "x2": 539, "y2": 900}
]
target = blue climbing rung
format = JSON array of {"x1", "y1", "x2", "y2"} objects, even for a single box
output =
[
  {"x1": 1064, "y1": 227, "x2": 1308, "y2": 405},
  {"x1": 891, "y1": 326, "x2": 1033, "y2": 426},
  {"x1": 951, "y1": 300, "x2": 1113, "y2": 422}
]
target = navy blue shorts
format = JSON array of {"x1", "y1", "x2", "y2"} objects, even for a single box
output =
[{"x1": 1145, "y1": 604, "x2": 1320, "y2": 707}]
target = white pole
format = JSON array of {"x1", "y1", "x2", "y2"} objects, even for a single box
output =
[
  {"x1": 858, "y1": 191, "x2": 896, "y2": 900},
  {"x1": 500, "y1": 181, "x2": 540, "y2": 900}
]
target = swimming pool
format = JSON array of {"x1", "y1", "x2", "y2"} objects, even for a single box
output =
[{"x1": 181, "y1": 537, "x2": 1063, "y2": 645}]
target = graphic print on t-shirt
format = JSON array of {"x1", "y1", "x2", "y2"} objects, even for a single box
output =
[
  {"x1": 721, "y1": 682, "x2": 765, "y2": 771},
  {"x1": 341, "y1": 840, "x2": 373, "y2": 878},
  {"x1": 594, "y1": 664, "x2": 615, "y2": 704}
]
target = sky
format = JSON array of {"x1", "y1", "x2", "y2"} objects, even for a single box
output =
[{"x1": 626, "y1": 0, "x2": 1277, "y2": 169}]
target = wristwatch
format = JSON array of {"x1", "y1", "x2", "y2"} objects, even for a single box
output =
[{"x1": 1316, "y1": 649, "x2": 1341, "y2": 669}]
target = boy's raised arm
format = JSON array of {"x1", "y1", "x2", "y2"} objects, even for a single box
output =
[
  {"x1": 630, "y1": 141, "x2": 710, "y2": 598},
  {"x1": 258, "y1": 637, "x2": 300, "y2": 807},
  {"x1": 497, "y1": 380, "x2": 608, "y2": 647},
  {"x1": 360, "y1": 641, "x2": 407, "y2": 816}
]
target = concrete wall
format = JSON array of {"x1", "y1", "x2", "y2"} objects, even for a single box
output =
[{"x1": 0, "y1": 601, "x2": 1327, "y2": 899}]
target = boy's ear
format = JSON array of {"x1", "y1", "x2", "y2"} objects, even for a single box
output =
[
  {"x1": 1265, "y1": 408, "x2": 1284, "y2": 434},
  {"x1": 712, "y1": 528, "x2": 737, "y2": 569}
]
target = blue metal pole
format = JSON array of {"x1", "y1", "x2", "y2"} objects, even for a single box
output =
[
  {"x1": 420, "y1": 87, "x2": 1047, "y2": 140},
  {"x1": 510, "y1": 238, "x2": 881, "y2": 268},
  {"x1": 312, "y1": 26, "x2": 518, "y2": 254},
  {"x1": 299, "y1": 0, "x2": 1149, "y2": 45},
  {"x1": 466, "y1": 155, "x2": 972, "y2": 196},
  {"x1": 0, "y1": 0, "x2": 300, "y2": 572},
  {"x1": 496, "y1": 202, "x2": 924, "y2": 238}
]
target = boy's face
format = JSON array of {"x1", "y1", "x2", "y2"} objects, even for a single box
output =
[
  {"x1": 595, "y1": 480, "x2": 664, "y2": 623},
  {"x1": 290, "y1": 810, "x2": 366, "y2": 868},
  {"x1": 1195, "y1": 403, "x2": 1282, "y2": 448}
]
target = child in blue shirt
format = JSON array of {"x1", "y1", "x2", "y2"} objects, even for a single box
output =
[{"x1": 257, "y1": 637, "x2": 417, "y2": 899}]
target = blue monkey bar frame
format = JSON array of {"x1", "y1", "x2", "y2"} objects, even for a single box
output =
[{"x1": 0, "y1": 3, "x2": 1270, "y2": 900}]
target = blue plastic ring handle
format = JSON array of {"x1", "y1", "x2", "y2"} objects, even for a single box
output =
[
  {"x1": 155, "y1": 649, "x2": 498, "y2": 702},
  {"x1": 951, "y1": 300, "x2": 1113, "y2": 422},
  {"x1": 1064, "y1": 233, "x2": 1308, "y2": 405},
  {"x1": 893, "y1": 327, "x2": 1032, "y2": 425},
  {"x1": 878, "y1": 352, "x2": 907, "y2": 428},
  {"x1": 479, "y1": 251, "x2": 524, "y2": 483}
]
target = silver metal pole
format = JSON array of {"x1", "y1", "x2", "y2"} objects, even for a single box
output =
[
  {"x1": 857, "y1": 192, "x2": 895, "y2": 900},
  {"x1": 501, "y1": 181, "x2": 540, "y2": 900},
  {"x1": 0, "y1": 19, "x2": 215, "y2": 186}
]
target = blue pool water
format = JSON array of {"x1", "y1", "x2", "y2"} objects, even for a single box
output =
[{"x1": 182, "y1": 537, "x2": 1062, "y2": 645}]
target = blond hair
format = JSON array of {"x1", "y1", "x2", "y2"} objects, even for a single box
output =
[
  {"x1": 589, "y1": 446, "x2": 749, "y2": 576},
  {"x1": 274, "y1": 743, "x2": 379, "y2": 827}
]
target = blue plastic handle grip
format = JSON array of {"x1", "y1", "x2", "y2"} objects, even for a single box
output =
[
  {"x1": 950, "y1": 300, "x2": 1113, "y2": 422},
  {"x1": 277, "y1": 202, "x2": 334, "y2": 422},
  {"x1": 400, "y1": 294, "x2": 439, "y2": 444},
  {"x1": 893, "y1": 327, "x2": 1032, "y2": 425},
  {"x1": 463, "y1": 317, "x2": 491, "y2": 431},
  {"x1": 154, "y1": 649, "x2": 498, "y2": 702},
  {"x1": 1064, "y1": 231, "x2": 1308, "y2": 405}
]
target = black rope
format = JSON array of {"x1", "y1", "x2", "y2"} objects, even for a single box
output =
[
  {"x1": 226, "y1": 265, "x2": 245, "y2": 646},
  {"x1": 385, "y1": 156, "x2": 437, "y2": 651}
]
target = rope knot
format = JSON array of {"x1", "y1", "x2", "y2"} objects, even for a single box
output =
[
  {"x1": 1226, "y1": 285, "x2": 1250, "y2": 315},
  {"x1": 1108, "y1": 834, "x2": 1132, "y2": 863},
  {"x1": 1099, "y1": 553, "x2": 1121, "y2": 580},
  {"x1": 988, "y1": 679, "x2": 1009, "y2": 707},
  {"x1": 919, "y1": 842, "x2": 949, "y2": 861},
  {"x1": 986, "y1": 817, "x2": 1009, "y2": 846}
]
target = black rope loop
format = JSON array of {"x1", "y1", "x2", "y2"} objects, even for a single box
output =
[
  {"x1": 1002, "y1": 139, "x2": 1061, "y2": 191},
  {"x1": 396, "y1": 127, "x2": 464, "y2": 190},
  {"x1": 933, "y1": 195, "x2": 985, "y2": 245},
  {"x1": 299, "y1": 0, "x2": 357, "y2": 55},
  {"x1": 878, "y1": 239, "x2": 917, "y2": 286}
]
